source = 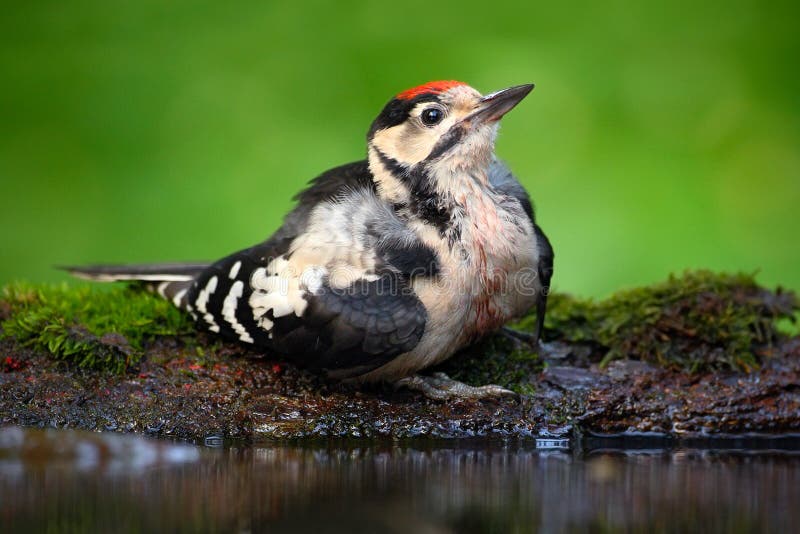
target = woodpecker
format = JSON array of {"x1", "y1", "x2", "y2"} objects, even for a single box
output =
[{"x1": 67, "y1": 81, "x2": 554, "y2": 400}]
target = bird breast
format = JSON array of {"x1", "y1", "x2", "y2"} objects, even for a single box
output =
[
  {"x1": 464, "y1": 195, "x2": 538, "y2": 336},
  {"x1": 415, "y1": 184, "x2": 541, "y2": 344}
]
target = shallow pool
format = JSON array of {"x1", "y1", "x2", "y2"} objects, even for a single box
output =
[{"x1": 1, "y1": 427, "x2": 798, "y2": 532}]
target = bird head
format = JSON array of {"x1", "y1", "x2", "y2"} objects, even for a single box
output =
[{"x1": 367, "y1": 81, "x2": 533, "y2": 203}]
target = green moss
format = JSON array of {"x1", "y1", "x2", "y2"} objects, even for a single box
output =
[
  {"x1": 515, "y1": 271, "x2": 797, "y2": 372},
  {"x1": 1, "y1": 282, "x2": 194, "y2": 373},
  {"x1": 1, "y1": 271, "x2": 796, "y2": 377}
]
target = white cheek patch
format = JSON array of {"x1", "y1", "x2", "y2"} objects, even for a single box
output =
[
  {"x1": 221, "y1": 280, "x2": 254, "y2": 344},
  {"x1": 195, "y1": 275, "x2": 220, "y2": 333},
  {"x1": 248, "y1": 257, "x2": 325, "y2": 334}
]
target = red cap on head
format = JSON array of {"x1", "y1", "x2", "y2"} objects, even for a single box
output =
[{"x1": 396, "y1": 80, "x2": 467, "y2": 101}]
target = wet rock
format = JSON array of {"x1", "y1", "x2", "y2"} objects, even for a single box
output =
[
  {"x1": 1, "y1": 334, "x2": 798, "y2": 441},
  {"x1": 542, "y1": 366, "x2": 604, "y2": 389}
]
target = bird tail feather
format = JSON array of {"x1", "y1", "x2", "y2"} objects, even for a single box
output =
[{"x1": 60, "y1": 262, "x2": 210, "y2": 309}]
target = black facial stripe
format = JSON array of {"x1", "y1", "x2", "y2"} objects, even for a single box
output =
[
  {"x1": 426, "y1": 123, "x2": 467, "y2": 161},
  {"x1": 375, "y1": 148, "x2": 423, "y2": 189},
  {"x1": 375, "y1": 148, "x2": 408, "y2": 176},
  {"x1": 374, "y1": 147, "x2": 458, "y2": 238}
]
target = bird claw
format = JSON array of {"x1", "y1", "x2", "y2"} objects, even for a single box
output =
[
  {"x1": 500, "y1": 326, "x2": 538, "y2": 346},
  {"x1": 395, "y1": 372, "x2": 517, "y2": 401},
  {"x1": 500, "y1": 327, "x2": 571, "y2": 360}
]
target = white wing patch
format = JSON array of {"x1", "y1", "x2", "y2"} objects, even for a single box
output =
[
  {"x1": 248, "y1": 256, "x2": 328, "y2": 335},
  {"x1": 300, "y1": 266, "x2": 327, "y2": 294},
  {"x1": 228, "y1": 260, "x2": 241, "y2": 280},
  {"x1": 172, "y1": 288, "x2": 187, "y2": 308},
  {"x1": 222, "y1": 280, "x2": 254, "y2": 343},
  {"x1": 156, "y1": 281, "x2": 170, "y2": 298},
  {"x1": 196, "y1": 275, "x2": 220, "y2": 333}
]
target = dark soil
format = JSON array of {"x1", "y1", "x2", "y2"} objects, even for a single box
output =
[{"x1": 2, "y1": 333, "x2": 798, "y2": 442}]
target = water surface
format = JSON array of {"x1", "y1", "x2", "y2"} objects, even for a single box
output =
[{"x1": 1, "y1": 427, "x2": 798, "y2": 533}]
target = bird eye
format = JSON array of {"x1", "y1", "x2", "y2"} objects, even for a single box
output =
[{"x1": 421, "y1": 107, "x2": 444, "y2": 126}]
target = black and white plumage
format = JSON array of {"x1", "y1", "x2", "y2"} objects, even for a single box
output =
[{"x1": 67, "y1": 81, "x2": 553, "y2": 390}]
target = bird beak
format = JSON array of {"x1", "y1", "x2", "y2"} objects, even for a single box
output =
[{"x1": 465, "y1": 84, "x2": 534, "y2": 126}]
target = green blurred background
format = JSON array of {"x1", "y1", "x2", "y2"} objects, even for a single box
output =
[{"x1": 1, "y1": 1, "x2": 798, "y2": 297}]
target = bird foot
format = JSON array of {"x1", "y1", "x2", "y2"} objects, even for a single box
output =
[
  {"x1": 394, "y1": 372, "x2": 516, "y2": 401},
  {"x1": 500, "y1": 327, "x2": 572, "y2": 360},
  {"x1": 500, "y1": 326, "x2": 538, "y2": 345}
]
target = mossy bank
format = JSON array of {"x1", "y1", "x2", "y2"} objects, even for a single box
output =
[{"x1": 1, "y1": 271, "x2": 798, "y2": 441}]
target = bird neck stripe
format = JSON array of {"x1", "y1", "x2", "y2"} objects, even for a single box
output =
[
  {"x1": 373, "y1": 148, "x2": 432, "y2": 199},
  {"x1": 374, "y1": 148, "x2": 413, "y2": 182},
  {"x1": 371, "y1": 149, "x2": 459, "y2": 239}
]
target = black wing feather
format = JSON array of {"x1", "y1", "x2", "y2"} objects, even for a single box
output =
[{"x1": 187, "y1": 162, "x2": 428, "y2": 378}]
